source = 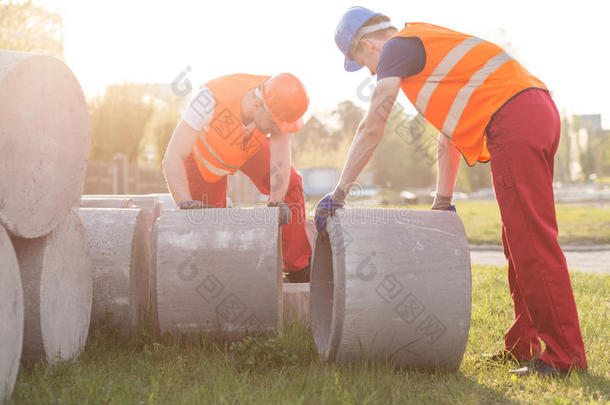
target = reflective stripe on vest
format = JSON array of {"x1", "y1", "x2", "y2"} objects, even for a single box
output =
[
  {"x1": 193, "y1": 147, "x2": 231, "y2": 177},
  {"x1": 442, "y1": 51, "x2": 512, "y2": 136},
  {"x1": 414, "y1": 37, "x2": 513, "y2": 138},
  {"x1": 198, "y1": 133, "x2": 240, "y2": 171},
  {"x1": 394, "y1": 23, "x2": 547, "y2": 165},
  {"x1": 415, "y1": 36, "x2": 483, "y2": 113},
  {"x1": 191, "y1": 74, "x2": 270, "y2": 182}
]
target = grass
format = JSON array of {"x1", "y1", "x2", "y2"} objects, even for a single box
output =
[
  {"x1": 454, "y1": 201, "x2": 610, "y2": 246},
  {"x1": 9, "y1": 266, "x2": 609, "y2": 404},
  {"x1": 306, "y1": 200, "x2": 610, "y2": 246}
]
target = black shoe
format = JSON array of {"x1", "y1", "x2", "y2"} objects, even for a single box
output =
[
  {"x1": 285, "y1": 264, "x2": 310, "y2": 283},
  {"x1": 481, "y1": 349, "x2": 527, "y2": 365},
  {"x1": 508, "y1": 359, "x2": 567, "y2": 378}
]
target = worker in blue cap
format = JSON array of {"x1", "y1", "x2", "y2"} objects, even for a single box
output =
[{"x1": 314, "y1": 6, "x2": 588, "y2": 378}]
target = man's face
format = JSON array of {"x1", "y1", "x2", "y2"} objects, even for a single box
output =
[
  {"x1": 253, "y1": 105, "x2": 279, "y2": 134},
  {"x1": 353, "y1": 39, "x2": 380, "y2": 75}
]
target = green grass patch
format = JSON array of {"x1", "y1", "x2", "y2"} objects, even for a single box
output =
[
  {"x1": 9, "y1": 267, "x2": 609, "y2": 404},
  {"x1": 454, "y1": 201, "x2": 610, "y2": 246}
]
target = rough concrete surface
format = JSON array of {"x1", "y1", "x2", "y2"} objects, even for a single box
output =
[
  {"x1": 11, "y1": 210, "x2": 92, "y2": 362},
  {"x1": 129, "y1": 197, "x2": 162, "y2": 230},
  {"x1": 150, "y1": 193, "x2": 177, "y2": 210},
  {"x1": 80, "y1": 197, "x2": 135, "y2": 209},
  {"x1": 310, "y1": 208, "x2": 471, "y2": 370},
  {"x1": 153, "y1": 208, "x2": 282, "y2": 339},
  {"x1": 282, "y1": 283, "x2": 310, "y2": 325},
  {"x1": 81, "y1": 195, "x2": 162, "y2": 232},
  {"x1": 0, "y1": 50, "x2": 89, "y2": 238},
  {"x1": 0, "y1": 226, "x2": 23, "y2": 400},
  {"x1": 77, "y1": 208, "x2": 151, "y2": 333}
]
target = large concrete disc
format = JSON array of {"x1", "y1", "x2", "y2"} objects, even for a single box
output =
[
  {"x1": 77, "y1": 208, "x2": 151, "y2": 333},
  {"x1": 0, "y1": 226, "x2": 23, "y2": 400},
  {"x1": 310, "y1": 208, "x2": 471, "y2": 370},
  {"x1": 0, "y1": 50, "x2": 90, "y2": 238},
  {"x1": 152, "y1": 207, "x2": 282, "y2": 339},
  {"x1": 12, "y1": 210, "x2": 92, "y2": 362}
]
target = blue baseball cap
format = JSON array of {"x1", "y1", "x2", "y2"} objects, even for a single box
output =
[{"x1": 335, "y1": 6, "x2": 381, "y2": 72}]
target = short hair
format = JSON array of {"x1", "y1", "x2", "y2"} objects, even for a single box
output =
[{"x1": 349, "y1": 15, "x2": 397, "y2": 58}]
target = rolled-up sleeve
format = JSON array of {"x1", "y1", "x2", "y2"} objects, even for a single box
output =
[
  {"x1": 376, "y1": 37, "x2": 426, "y2": 80},
  {"x1": 182, "y1": 86, "x2": 216, "y2": 131}
]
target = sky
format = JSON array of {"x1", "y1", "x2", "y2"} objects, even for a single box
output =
[{"x1": 40, "y1": 0, "x2": 610, "y2": 128}]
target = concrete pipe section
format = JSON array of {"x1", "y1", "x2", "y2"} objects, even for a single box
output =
[
  {"x1": 80, "y1": 197, "x2": 135, "y2": 209},
  {"x1": 11, "y1": 210, "x2": 93, "y2": 363},
  {"x1": 149, "y1": 193, "x2": 177, "y2": 210},
  {"x1": 0, "y1": 50, "x2": 89, "y2": 238},
  {"x1": 283, "y1": 283, "x2": 310, "y2": 326},
  {"x1": 77, "y1": 208, "x2": 151, "y2": 333},
  {"x1": 129, "y1": 196, "x2": 162, "y2": 229},
  {"x1": 0, "y1": 226, "x2": 23, "y2": 400},
  {"x1": 153, "y1": 207, "x2": 282, "y2": 339},
  {"x1": 310, "y1": 208, "x2": 471, "y2": 370},
  {"x1": 81, "y1": 195, "x2": 161, "y2": 231}
]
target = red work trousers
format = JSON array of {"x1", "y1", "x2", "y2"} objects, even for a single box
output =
[
  {"x1": 486, "y1": 88, "x2": 587, "y2": 370},
  {"x1": 184, "y1": 138, "x2": 311, "y2": 273}
]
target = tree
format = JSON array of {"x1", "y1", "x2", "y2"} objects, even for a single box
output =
[
  {"x1": 0, "y1": 0, "x2": 63, "y2": 58},
  {"x1": 369, "y1": 105, "x2": 436, "y2": 190},
  {"x1": 292, "y1": 116, "x2": 331, "y2": 156},
  {"x1": 88, "y1": 83, "x2": 156, "y2": 163},
  {"x1": 554, "y1": 116, "x2": 572, "y2": 183},
  {"x1": 291, "y1": 116, "x2": 352, "y2": 168},
  {"x1": 455, "y1": 161, "x2": 491, "y2": 193},
  {"x1": 148, "y1": 96, "x2": 183, "y2": 167},
  {"x1": 331, "y1": 100, "x2": 365, "y2": 146}
]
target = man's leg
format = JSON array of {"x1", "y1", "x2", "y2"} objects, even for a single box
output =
[
  {"x1": 184, "y1": 153, "x2": 227, "y2": 207},
  {"x1": 239, "y1": 139, "x2": 312, "y2": 275},
  {"x1": 501, "y1": 225, "x2": 542, "y2": 361},
  {"x1": 487, "y1": 89, "x2": 587, "y2": 371}
]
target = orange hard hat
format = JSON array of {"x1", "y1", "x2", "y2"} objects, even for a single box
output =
[{"x1": 259, "y1": 73, "x2": 309, "y2": 133}]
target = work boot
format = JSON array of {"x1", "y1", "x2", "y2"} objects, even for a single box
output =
[
  {"x1": 481, "y1": 349, "x2": 527, "y2": 365},
  {"x1": 285, "y1": 264, "x2": 310, "y2": 283},
  {"x1": 508, "y1": 359, "x2": 569, "y2": 378}
]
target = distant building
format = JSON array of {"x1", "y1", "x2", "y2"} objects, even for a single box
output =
[
  {"x1": 577, "y1": 114, "x2": 602, "y2": 133},
  {"x1": 299, "y1": 167, "x2": 340, "y2": 197},
  {"x1": 298, "y1": 167, "x2": 376, "y2": 198},
  {"x1": 565, "y1": 114, "x2": 607, "y2": 181}
]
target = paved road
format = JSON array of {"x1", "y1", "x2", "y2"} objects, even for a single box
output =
[{"x1": 470, "y1": 245, "x2": 610, "y2": 275}]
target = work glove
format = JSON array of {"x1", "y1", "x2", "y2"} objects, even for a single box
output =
[
  {"x1": 177, "y1": 200, "x2": 213, "y2": 210},
  {"x1": 430, "y1": 194, "x2": 456, "y2": 212},
  {"x1": 315, "y1": 187, "x2": 346, "y2": 236},
  {"x1": 268, "y1": 201, "x2": 292, "y2": 225}
]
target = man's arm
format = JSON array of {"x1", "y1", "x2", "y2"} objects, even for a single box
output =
[
  {"x1": 334, "y1": 76, "x2": 402, "y2": 197},
  {"x1": 269, "y1": 131, "x2": 292, "y2": 203},
  {"x1": 435, "y1": 133, "x2": 461, "y2": 196},
  {"x1": 432, "y1": 133, "x2": 461, "y2": 210},
  {"x1": 162, "y1": 119, "x2": 200, "y2": 204}
]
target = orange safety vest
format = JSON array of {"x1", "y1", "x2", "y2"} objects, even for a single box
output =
[
  {"x1": 191, "y1": 74, "x2": 270, "y2": 183},
  {"x1": 393, "y1": 23, "x2": 548, "y2": 165}
]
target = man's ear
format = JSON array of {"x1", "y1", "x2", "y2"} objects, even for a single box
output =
[{"x1": 360, "y1": 38, "x2": 375, "y2": 53}]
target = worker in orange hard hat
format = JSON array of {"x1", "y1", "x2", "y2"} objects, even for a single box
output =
[
  {"x1": 163, "y1": 73, "x2": 312, "y2": 282},
  {"x1": 316, "y1": 7, "x2": 588, "y2": 377}
]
